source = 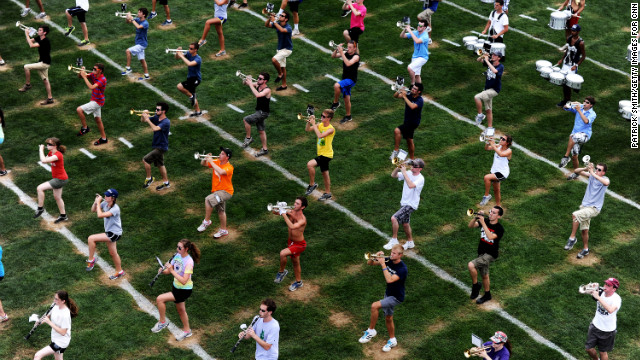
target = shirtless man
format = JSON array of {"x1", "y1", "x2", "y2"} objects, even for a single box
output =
[{"x1": 273, "y1": 196, "x2": 308, "y2": 291}]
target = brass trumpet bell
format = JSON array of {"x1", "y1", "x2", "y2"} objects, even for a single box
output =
[
  {"x1": 67, "y1": 65, "x2": 84, "y2": 74},
  {"x1": 364, "y1": 252, "x2": 389, "y2": 262},
  {"x1": 130, "y1": 108, "x2": 145, "y2": 116},
  {"x1": 464, "y1": 346, "x2": 491, "y2": 358}
]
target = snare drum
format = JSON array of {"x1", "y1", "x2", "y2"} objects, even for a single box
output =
[
  {"x1": 540, "y1": 66, "x2": 553, "y2": 79},
  {"x1": 536, "y1": 60, "x2": 552, "y2": 72},
  {"x1": 621, "y1": 106, "x2": 632, "y2": 120},
  {"x1": 463, "y1": 36, "x2": 478, "y2": 50},
  {"x1": 549, "y1": 71, "x2": 566, "y2": 86},
  {"x1": 551, "y1": 65, "x2": 561, "y2": 72},
  {"x1": 490, "y1": 43, "x2": 506, "y2": 57},
  {"x1": 565, "y1": 73, "x2": 584, "y2": 90},
  {"x1": 549, "y1": 11, "x2": 568, "y2": 30},
  {"x1": 618, "y1": 100, "x2": 632, "y2": 113}
]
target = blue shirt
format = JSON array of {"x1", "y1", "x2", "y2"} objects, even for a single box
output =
[
  {"x1": 581, "y1": 174, "x2": 609, "y2": 211},
  {"x1": 150, "y1": 116, "x2": 171, "y2": 151},
  {"x1": 275, "y1": 23, "x2": 293, "y2": 50},
  {"x1": 134, "y1": 18, "x2": 149, "y2": 47},
  {"x1": 0, "y1": 245, "x2": 4, "y2": 277},
  {"x1": 404, "y1": 94, "x2": 424, "y2": 127},
  {"x1": 186, "y1": 53, "x2": 202, "y2": 81},
  {"x1": 406, "y1": 31, "x2": 430, "y2": 60},
  {"x1": 482, "y1": 341, "x2": 510, "y2": 360},
  {"x1": 424, "y1": 0, "x2": 439, "y2": 11},
  {"x1": 485, "y1": 63, "x2": 504, "y2": 93},
  {"x1": 567, "y1": 106, "x2": 596, "y2": 139}
]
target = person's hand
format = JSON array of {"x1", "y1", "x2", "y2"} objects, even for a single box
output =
[{"x1": 39, "y1": 144, "x2": 45, "y2": 151}]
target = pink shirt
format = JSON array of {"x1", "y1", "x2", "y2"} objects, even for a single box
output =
[{"x1": 350, "y1": 3, "x2": 367, "y2": 31}]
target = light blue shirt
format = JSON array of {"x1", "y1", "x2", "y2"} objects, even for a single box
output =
[
  {"x1": 567, "y1": 106, "x2": 596, "y2": 139},
  {"x1": 407, "y1": 30, "x2": 430, "y2": 60},
  {"x1": 581, "y1": 174, "x2": 609, "y2": 211},
  {"x1": 0, "y1": 245, "x2": 4, "y2": 277}
]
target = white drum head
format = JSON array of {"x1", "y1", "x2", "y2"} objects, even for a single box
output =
[
  {"x1": 536, "y1": 60, "x2": 552, "y2": 71},
  {"x1": 618, "y1": 100, "x2": 632, "y2": 113},
  {"x1": 549, "y1": 72, "x2": 565, "y2": 85},
  {"x1": 540, "y1": 67, "x2": 553, "y2": 79}
]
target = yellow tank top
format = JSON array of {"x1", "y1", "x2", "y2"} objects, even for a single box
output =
[{"x1": 317, "y1": 123, "x2": 335, "y2": 158}]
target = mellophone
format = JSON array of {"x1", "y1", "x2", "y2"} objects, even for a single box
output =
[
  {"x1": 262, "y1": 2, "x2": 275, "y2": 17},
  {"x1": 16, "y1": 21, "x2": 37, "y2": 37},
  {"x1": 579, "y1": 282, "x2": 604, "y2": 294},
  {"x1": 391, "y1": 157, "x2": 414, "y2": 169},
  {"x1": 391, "y1": 76, "x2": 408, "y2": 93},
  {"x1": 25, "y1": 302, "x2": 56, "y2": 340},
  {"x1": 231, "y1": 315, "x2": 260, "y2": 353}
]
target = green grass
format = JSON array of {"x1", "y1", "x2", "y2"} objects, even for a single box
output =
[{"x1": 0, "y1": 0, "x2": 638, "y2": 359}]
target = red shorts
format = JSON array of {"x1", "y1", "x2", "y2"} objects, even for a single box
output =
[
  {"x1": 287, "y1": 238, "x2": 307, "y2": 258},
  {"x1": 567, "y1": 14, "x2": 580, "y2": 27}
]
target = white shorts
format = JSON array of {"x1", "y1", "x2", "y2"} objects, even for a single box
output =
[
  {"x1": 80, "y1": 101, "x2": 102, "y2": 118},
  {"x1": 561, "y1": 63, "x2": 577, "y2": 74},
  {"x1": 408, "y1": 57, "x2": 428, "y2": 76},
  {"x1": 273, "y1": 49, "x2": 292, "y2": 67},
  {"x1": 128, "y1": 44, "x2": 146, "y2": 60}
]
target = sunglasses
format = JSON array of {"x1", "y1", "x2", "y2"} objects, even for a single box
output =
[
  {"x1": 155, "y1": 108, "x2": 162, "y2": 111},
  {"x1": 257, "y1": 77, "x2": 265, "y2": 80},
  {"x1": 259, "y1": 309, "x2": 267, "y2": 312},
  {"x1": 595, "y1": 168, "x2": 603, "y2": 172},
  {"x1": 584, "y1": 101, "x2": 591, "y2": 104},
  {"x1": 500, "y1": 137, "x2": 506, "y2": 141},
  {"x1": 177, "y1": 246, "x2": 183, "y2": 250},
  {"x1": 321, "y1": 115, "x2": 330, "y2": 118},
  {"x1": 189, "y1": 47, "x2": 196, "y2": 50}
]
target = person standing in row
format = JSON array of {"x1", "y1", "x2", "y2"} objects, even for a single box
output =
[
  {"x1": 149, "y1": 0, "x2": 173, "y2": 26},
  {"x1": 278, "y1": 0, "x2": 302, "y2": 36},
  {"x1": 85, "y1": 188, "x2": 125, "y2": 280},
  {"x1": 468, "y1": 206, "x2": 504, "y2": 305},
  {"x1": 64, "y1": 0, "x2": 91, "y2": 46},
  {"x1": 342, "y1": 0, "x2": 366, "y2": 45},
  {"x1": 19, "y1": 25, "x2": 54, "y2": 106},
  {"x1": 33, "y1": 291, "x2": 78, "y2": 360},
  {"x1": 175, "y1": 43, "x2": 202, "y2": 117},
  {"x1": 76, "y1": 63, "x2": 108, "y2": 146},
  {"x1": 390, "y1": 83, "x2": 424, "y2": 161},
  {"x1": 473, "y1": 51, "x2": 504, "y2": 129},
  {"x1": 558, "y1": 97, "x2": 596, "y2": 170},
  {"x1": 304, "y1": 109, "x2": 336, "y2": 201},
  {"x1": 273, "y1": 197, "x2": 308, "y2": 292},
  {"x1": 585, "y1": 277, "x2": 621, "y2": 360},
  {"x1": 122, "y1": 8, "x2": 150, "y2": 81},
  {"x1": 479, "y1": 134, "x2": 512, "y2": 207},
  {"x1": 480, "y1": 0, "x2": 509, "y2": 43},
  {"x1": 330, "y1": 41, "x2": 360, "y2": 124},
  {"x1": 197, "y1": 147, "x2": 234, "y2": 239},
  {"x1": 242, "y1": 73, "x2": 271, "y2": 157},
  {"x1": 265, "y1": 11, "x2": 292, "y2": 91},
  {"x1": 141, "y1": 102, "x2": 171, "y2": 191},
  {"x1": 198, "y1": 0, "x2": 229, "y2": 57},
  {"x1": 34, "y1": 138, "x2": 69, "y2": 224},
  {"x1": 401, "y1": 21, "x2": 430, "y2": 86}
]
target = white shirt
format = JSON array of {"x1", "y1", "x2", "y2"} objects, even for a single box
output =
[
  {"x1": 50, "y1": 305, "x2": 72, "y2": 348},
  {"x1": 489, "y1": 10, "x2": 509, "y2": 37},
  {"x1": 592, "y1": 292, "x2": 621, "y2": 332},
  {"x1": 397, "y1": 172, "x2": 425, "y2": 210},
  {"x1": 254, "y1": 317, "x2": 279, "y2": 360},
  {"x1": 76, "y1": 0, "x2": 89, "y2": 11},
  {"x1": 490, "y1": 145, "x2": 510, "y2": 178}
]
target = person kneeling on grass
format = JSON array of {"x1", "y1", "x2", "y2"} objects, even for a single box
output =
[{"x1": 85, "y1": 188, "x2": 124, "y2": 280}]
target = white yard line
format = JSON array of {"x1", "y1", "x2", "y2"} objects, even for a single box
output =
[
  {"x1": 118, "y1": 137, "x2": 134, "y2": 149},
  {"x1": 441, "y1": 39, "x2": 462, "y2": 47},
  {"x1": 519, "y1": 14, "x2": 538, "y2": 21},
  {"x1": 79, "y1": 148, "x2": 96, "y2": 159},
  {"x1": 37, "y1": 161, "x2": 52, "y2": 172},
  {"x1": 385, "y1": 55, "x2": 404, "y2": 64},
  {"x1": 324, "y1": 74, "x2": 341, "y2": 82},
  {"x1": 226, "y1": 104, "x2": 245, "y2": 113},
  {"x1": 292, "y1": 84, "x2": 310, "y2": 93}
]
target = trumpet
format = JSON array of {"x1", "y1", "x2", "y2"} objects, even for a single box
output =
[
  {"x1": 582, "y1": 155, "x2": 591, "y2": 167},
  {"x1": 364, "y1": 252, "x2": 390, "y2": 262},
  {"x1": 479, "y1": 133, "x2": 499, "y2": 143},
  {"x1": 464, "y1": 346, "x2": 492, "y2": 358},
  {"x1": 391, "y1": 83, "x2": 409, "y2": 92},
  {"x1": 262, "y1": 2, "x2": 276, "y2": 16},
  {"x1": 579, "y1": 282, "x2": 604, "y2": 294},
  {"x1": 564, "y1": 101, "x2": 582, "y2": 109},
  {"x1": 329, "y1": 40, "x2": 341, "y2": 51},
  {"x1": 16, "y1": 21, "x2": 37, "y2": 37},
  {"x1": 67, "y1": 65, "x2": 84, "y2": 74},
  {"x1": 165, "y1": 48, "x2": 187, "y2": 55},
  {"x1": 267, "y1": 202, "x2": 294, "y2": 212},
  {"x1": 194, "y1": 152, "x2": 219, "y2": 161},
  {"x1": 130, "y1": 108, "x2": 146, "y2": 116},
  {"x1": 115, "y1": 11, "x2": 131, "y2": 18},
  {"x1": 467, "y1": 209, "x2": 488, "y2": 219},
  {"x1": 396, "y1": 21, "x2": 416, "y2": 32},
  {"x1": 297, "y1": 113, "x2": 313, "y2": 122},
  {"x1": 392, "y1": 157, "x2": 414, "y2": 169},
  {"x1": 236, "y1": 70, "x2": 252, "y2": 81}
]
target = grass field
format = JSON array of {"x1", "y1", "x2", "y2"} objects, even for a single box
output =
[{"x1": 0, "y1": 0, "x2": 638, "y2": 359}]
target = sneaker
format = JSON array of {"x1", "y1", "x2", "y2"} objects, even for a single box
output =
[
  {"x1": 109, "y1": 270, "x2": 126, "y2": 280},
  {"x1": 35, "y1": 12, "x2": 47, "y2": 19},
  {"x1": 190, "y1": 93, "x2": 197, "y2": 106},
  {"x1": 288, "y1": 281, "x2": 303, "y2": 291},
  {"x1": 476, "y1": 292, "x2": 492, "y2": 304},
  {"x1": 479, "y1": 194, "x2": 492, "y2": 206},
  {"x1": 143, "y1": 177, "x2": 155, "y2": 188},
  {"x1": 64, "y1": 26, "x2": 75, "y2": 36},
  {"x1": 275, "y1": 74, "x2": 283, "y2": 83},
  {"x1": 255, "y1": 148, "x2": 269, "y2": 157},
  {"x1": 242, "y1": 137, "x2": 254, "y2": 148},
  {"x1": 358, "y1": 329, "x2": 377, "y2": 343},
  {"x1": 292, "y1": 28, "x2": 300, "y2": 36},
  {"x1": 238, "y1": 2, "x2": 248, "y2": 8},
  {"x1": 339, "y1": 116, "x2": 352, "y2": 124},
  {"x1": 318, "y1": 193, "x2": 332, "y2": 201},
  {"x1": 77, "y1": 39, "x2": 91, "y2": 47},
  {"x1": 121, "y1": 68, "x2": 132, "y2": 75},
  {"x1": 21, "y1": 8, "x2": 31, "y2": 17},
  {"x1": 215, "y1": 50, "x2": 226, "y2": 57},
  {"x1": 330, "y1": 102, "x2": 340, "y2": 111},
  {"x1": 0, "y1": 314, "x2": 8, "y2": 322},
  {"x1": 77, "y1": 127, "x2": 91, "y2": 136},
  {"x1": 383, "y1": 238, "x2": 399, "y2": 250},
  {"x1": 276, "y1": 86, "x2": 287, "y2": 91},
  {"x1": 94, "y1": 138, "x2": 108, "y2": 146},
  {"x1": 161, "y1": 19, "x2": 173, "y2": 26},
  {"x1": 305, "y1": 183, "x2": 318, "y2": 195},
  {"x1": 176, "y1": 330, "x2": 193, "y2": 341},
  {"x1": 0, "y1": 60, "x2": 5, "y2": 66},
  {"x1": 151, "y1": 321, "x2": 169, "y2": 333},
  {"x1": 341, "y1": 9, "x2": 352, "y2": 17},
  {"x1": 148, "y1": 11, "x2": 157, "y2": 20},
  {"x1": 33, "y1": 208, "x2": 44, "y2": 219},
  {"x1": 213, "y1": 229, "x2": 229, "y2": 238},
  {"x1": 558, "y1": 156, "x2": 571, "y2": 168},
  {"x1": 474, "y1": 113, "x2": 486, "y2": 125},
  {"x1": 18, "y1": 84, "x2": 32, "y2": 92},
  {"x1": 189, "y1": 111, "x2": 202, "y2": 117},
  {"x1": 229, "y1": 0, "x2": 236, "y2": 6},
  {"x1": 274, "y1": 269, "x2": 289, "y2": 283},
  {"x1": 382, "y1": 339, "x2": 398, "y2": 352},
  {"x1": 156, "y1": 182, "x2": 170, "y2": 191},
  {"x1": 0, "y1": 170, "x2": 8, "y2": 176},
  {"x1": 556, "y1": 101, "x2": 566, "y2": 108},
  {"x1": 564, "y1": 237, "x2": 577, "y2": 250},
  {"x1": 402, "y1": 241, "x2": 415, "y2": 250},
  {"x1": 40, "y1": 98, "x2": 54, "y2": 105},
  {"x1": 577, "y1": 248, "x2": 590, "y2": 259},
  {"x1": 390, "y1": 150, "x2": 399, "y2": 161},
  {"x1": 139, "y1": 75, "x2": 151, "y2": 81},
  {"x1": 470, "y1": 282, "x2": 482, "y2": 299},
  {"x1": 54, "y1": 215, "x2": 68, "y2": 224},
  {"x1": 198, "y1": 39, "x2": 207, "y2": 47},
  {"x1": 86, "y1": 258, "x2": 96, "y2": 271},
  {"x1": 566, "y1": 173, "x2": 579, "y2": 181},
  {"x1": 197, "y1": 220, "x2": 212, "y2": 232}
]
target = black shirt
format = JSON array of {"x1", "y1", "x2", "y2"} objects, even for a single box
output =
[
  {"x1": 255, "y1": 91, "x2": 270, "y2": 113},
  {"x1": 341, "y1": 52, "x2": 359, "y2": 82},
  {"x1": 35, "y1": 36, "x2": 51, "y2": 65},
  {"x1": 385, "y1": 260, "x2": 408, "y2": 302},
  {"x1": 477, "y1": 221, "x2": 504, "y2": 259}
]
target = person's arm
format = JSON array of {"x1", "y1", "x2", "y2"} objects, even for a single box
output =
[
  {"x1": 207, "y1": 159, "x2": 228, "y2": 176},
  {"x1": 331, "y1": 44, "x2": 344, "y2": 59},
  {"x1": 141, "y1": 112, "x2": 162, "y2": 131},
  {"x1": 168, "y1": 263, "x2": 192, "y2": 285},
  {"x1": 177, "y1": 49, "x2": 198, "y2": 66},
  {"x1": 380, "y1": 259, "x2": 401, "y2": 284},
  {"x1": 81, "y1": 71, "x2": 100, "y2": 90},
  {"x1": 558, "y1": 0, "x2": 570, "y2": 10},
  {"x1": 402, "y1": 94, "x2": 419, "y2": 110},
  {"x1": 494, "y1": 24, "x2": 509, "y2": 38},
  {"x1": 95, "y1": 201, "x2": 114, "y2": 219},
  {"x1": 305, "y1": 114, "x2": 316, "y2": 132},
  {"x1": 349, "y1": 2, "x2": 362, "y2": 16},
  {"x1": 342, "y1": 52, "x2": 359, "y2": 66},
  {"x1": 576, "y1": 0, "x2": 585, "y2": 16},
  {"x1": 265, "y1": 13, "x2": 275, "y2": 27},
  {"x1": 214, "y1": 0, "x2": 229, "y2": 5},
  {"x1": 586, "y1": 164, "x2": 610, "y2": 186},
  {"x1": 591, "y1": 292, "x2": 619, "y2": 314},
  {"x1": 26, "y1": 31, "x2": 38, "y2": 47},
  {"x1": 42, "y1": 316, "x2": 68, "y2": 336},
  {"x1": 247, "y1": 327, "x2": 273, "y2": 351},
  {"x1": 400, "y1": 167, "x2": 417, "y2": 188},
  {"x1": 391, "y1": 167, "x2": 401, "y2": 179},
  {"x1": 481, "y1": 19, "x2": 491, "y2": 34},
  {"x1": 486, "y1": 58, "x2": 498, "y2": 74},
  {"x1": 272, "y1": 20, "x2": 289, "y2": 33},
  {"x1": 130, "y1": 17, "x2": 144, "y2": 29},
  {"x1": 468, "y1": 213, "x2": 481, "y2": 228},
  {"x1": 477, "y1": 216, "x2": 498, "y2": 240},
  {"x1": 574, "y1": 41, "x2": 586, "y2": 69},
  {"x1": 571, "y1": 166, "x2": 590, "y2": 177},
  {"x1": 490, "y1": 143, "x2": 512, "y2": 158},
  {"x1": 38, "y1": 145, "x2": 59, "y2": 163},
  {"x1": 575, "y1": 106, "x2": 593, "y2": 125}
]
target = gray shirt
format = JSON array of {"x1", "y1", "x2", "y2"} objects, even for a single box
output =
[
  {"x1": 581, "y1": 175, "x2": 609, "y2": 211},
  {"x1": 102, "y1": 202, "x2": 122, "y2": 235}
]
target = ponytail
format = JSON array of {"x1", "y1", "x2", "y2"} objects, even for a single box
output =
[{"x1": 179, "y1": 239, "x2": 201, "y2": 264}]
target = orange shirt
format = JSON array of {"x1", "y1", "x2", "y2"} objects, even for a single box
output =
[{"x1": 208, "y1": 159, "x2": 234, "y2": 195}]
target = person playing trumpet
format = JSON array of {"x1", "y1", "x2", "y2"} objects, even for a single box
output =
[
  {"x1": 304, "y1": 109, "x2": 335, "y2": 201},
  {"x1": 175, "y1": 43, "x2": 202, "y2": 117},
  {"x1": 391, "y1": 83, "x2": 424, "y2": 161},
  {"x1": 265, "y1": 11, "x2": 292, "y2": 91},
  {"x1": 197, "y1": 0, "x2": 229, "y2": 57},
  {"x1": 330, "y1": 41, "x2": 360, "y2": 124},
  {"x1": 473, "y1": 50, "x2": 503, "y2": 128},
  {"x1": 141, "y1": 102, "x2": 171, "y2": 191},
  {"x1": 468, "y1": 206, "x2": 504, "y2": 304},
  {"x1": 64, "y1": 0, "x2": 91, "y2": 47},
  {"x1": 19, "y1": 25, "x2": 54, "y2": 106},
  {"x1": 468, "y1": 331, "x2": 511, "y2": 359},
  {"x1": 34, "y1": 138, "x2": 69, "y2": 223},
  {"x1": 273, "y1": 197, "x2": 307, "y2": 291},
  {"x1": 197, "y1": 147, "x2": 234, "y2": 239},
  {"x1": 85, "y1": 189, "x2": 125, "y2": 280},
  {"x1": 400, "y1": 21, "x2": 430, "y2": 86},
  {"x1": 76, "y1": 63, "x2": 108, "y2": 145},
  {"x1": 342, "y1": 0, "x2": 366, "y2": 45},
  {"x1": 479, "y1": 134, "x2": 512, "y2": 206},
  {"x1": 121, "y1": 8, "x2": 150, "y2": 81},
  {"x1": 242, "y1": 73, "x2": 271, "y2": 157},
  {"x1": 584, "y1": 277, "x2": 620, "y2": 360},
  {"x1": 558, "y1": 96, "x2": 596, "y2": 170}
]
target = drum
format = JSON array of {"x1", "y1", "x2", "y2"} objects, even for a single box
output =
[
  {"x1": 560, "y1": 69, "x2": 569, "y2": 76},
  {"x1": 551, "y1": 65, "x2": 561, "y2": 72},
  {"x1": 549, "y1": 71, "x2": 566, "y2": 85},
  {"x1": 549, "y1": 11, "x2": 568, "y2": 30},
  {"x1": 621, "y1": 106, "x2": 632, "y2": 120},
  {"x1": 618, "y1": 100, "x2": 632, "y2": 113},
  {"x1": 565, "y1": 73, "x2": 584, "y2": 90},
  {"x1": 463, "y1": 36, "x2": 478, "y2": 50},
  {"x1": 536, "y1": 60, "x2": 552, "y2": 72},
  {"x1": 540, "y1": 66, "x2": 553, "y2": 79},
  {"x1": 491, "y1": 43, "x2": 506, "y2": 57}
]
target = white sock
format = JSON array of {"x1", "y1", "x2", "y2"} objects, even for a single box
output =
[{"x1": 294, "y1": 24, "x2": 299, "y2": 30}]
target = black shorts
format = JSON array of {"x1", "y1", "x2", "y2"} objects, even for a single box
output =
[
  {"x1": 158, "y1": 0, "x2": 169, "y2": 5},
  {"x1": 493, "y1": 172, "x2": 507, "y2": 182},
  {"x1": 585, "y1": 323, "x2": 617, "y2": 353},
  {"x1": 49, "y1": 342, "x2": 67, "y2": 354},
  {"x1": 171, "y1": 285, "x2": 193, "y2": 304},
  {"x1": 397, "y1": 123, "x2": 418, "y2": 140},
  {"x1": 314, "y1": 156, "x2": 332, "y2": 172},
  {"x1": 348, "y1": 27, "x2": 363, "y2": 43},
  {"x1": 143, "y1": 148, "x2": 166, "y2": 167},
  {"x1": 106, "y1": 231, "x2": 122, "y2": 242},
  {"x1": 66, "y1": 6, "x2": 87, "y2": 22},
  {"x1": 181, "y1": 77, "x2": 200, "y2": 94},
  {"x1": 288, "y1": 1, "x2": 300, "y2": 12}
]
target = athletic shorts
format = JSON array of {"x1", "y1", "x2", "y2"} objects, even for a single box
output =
[
  {"x1": 585, "y1": 323, "x2": 616, "y2": 352},
  {"x1": 287, "y1": 238, "x2": 307, "y2": 258},
  {"x1": 408, "y1": 57, "x2": 428, "y2": 76},
  {"x1": 287, "y1": 1, "x2": 300, "y2": 12},
  {"x1": 106, "y1": 231, "x2": 122, "y2": 242},
  {"x1": 566, "y1": 13, "x2": 580, "y2": 28},
  {"x1": 48, "y1": 178, "x2": 68, "y2": 189},
  {"x1": 338, "y1": 78, "x2": 356, "y2": 97},
  {"x1": 398, "y1": 123, "x2": 419, "y2": 140},
  {"x1": 314, "y1": 156, "x2": 332, "y2": 172},
  {"x1": 393, "y1": 205, "x2": 415, "y2": 225},
  {"x1": 348, "y1": 27, "x2": 363, "y2": 43},
  {"x1": 417, "y1": 8, "x2": 435, "y2": 25},
  {"x1": 475, "y1": 89, "x2": 499, "y2": 110},
  {"x1": 573, "y1": 205, "x2": 599, "y2": 231},
  {"x1": 205, "y1": 190, "x2": 232, "y2": 213},
  {"x1": 80, "y1": 101, "x2": 102, "y2": 118},
  {"x1": 244, "y1": 110, "x2": 269, "y2": 131},
  {"x1": 159, "y1": 0, "x2": 168, "y2": 5},
  {"x1": 380, "y1": 295, "x2": 402, "y2": 316},
  {"x1": 127, "y1": 44, "x2": 147, "y2": 60},
  {"x1": 49, "y1": 342, "x2": 67, "y2": 354},
  {"x1": 66, "y1": 6, "x2": 87, "y2": 22},
  {"x1": 273, "y1": 48, "x2": 292, "y2": 67},
  {"x1": 181, "y1": 77, "x2": 201, "y2": 94},
  {"x1": 171, "y1": 285, "x2": 192, "y2": 304},
  {"x1": 471, "y1": 253, "x2": 495, "y2": 276},
  {"x1": 24, "y1": 62, "x2": 50, "y2": 81},
  {"x1": 492, "y1": 172, "x2": 507, "y2": 182},
  {"x1": 143, "y1": 148, "x2": 166, "y2": 167}
]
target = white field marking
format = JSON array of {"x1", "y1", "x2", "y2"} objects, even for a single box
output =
[
  {"x1": 227, "y1": 104, "x2": 245, "y2": 113},
  {"x1": 385, "y1": 55, "x2": 404, "y2": 64},
  {"x1": 293, "y1": 84, "x2": 309, "y2": 93},
  {"x1": 37, "y1": 161, "x2": 52, "y2": 172},
  {"x1": 441, "y1": 39, "x2": 462, "y2": 47},
  {"x1": 519, "y1": 14, "x2": 538, "y2": 21},
  {"x1": 0, "y1": 176, "x2": 216, "y2": 360},
  {"x1": 178, "y1": 110, "x2": 209, "y2": 120},
  {"x1": 79, "y1": 148, "x2": 97, "y2": 159},
  {"x1": 118, "y1": 137, "x2": 134, "y2": 149},
  {"x1": 270, "y1": 96, "x2": 277, "y2": 102},
  {"x1": 442, "y1": 0, "x2": 630, "y2": 77},
  {"x1": 324, "y1": 74, "x2": 341, "y2": 82}
]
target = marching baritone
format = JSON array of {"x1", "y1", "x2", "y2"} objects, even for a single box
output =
[
  {"x1": 470, "y1": 331, "x2": 511, "y2": 359},
  {"x1": 273, "y1": 197, "x2": 308, "y2": 291},
  {"x1": 330, "y1": 41, "x2": 360, "y2": 124},
  {"x1": 141, "y1": 102, "x2": 171, "y2": 191},
  {"x1": 473, "y1": 50, "x2": 504, "y2": 128},
  {"x1": 242, "y1": 73, "x2": 272, "y2": 157},
  {"x1": 265, "y1": 11, "x2": 293, "y2": 91},
  {"x1": 401, "y1": 21, "x2": 430, "y2": 86},
  {"x1": 342, "y1": 0, "x2": 367, "y2": 45},
  {"x1": 34, "y1": 138, "x2": 69, "y2": 223},
  {"x1": 198, "y1": 0, "x2": 229, "y2": 56},
  {"x1": 196, "y1": 147, "x2": 234, "y2": 239},
  {"x1": 239, "y1": 299, "x2": 280, "y2": 359},
  {"x1": 85, "y1": 189, "x2": 125, "y2": 280},
  {"x1": 19, "y1": 25, "x2": 54, "y2": 106},
  {"x1": 76, "y1": 63, "x2": 108, "y2": 145},
  {"x1": 121, "y1": 8, "x2": 150, "y2": 81},
  {"x1": 556, "y1": 24, "x2": 585, "y2": 107},
  {"x1": 175, "y1": 43, "x2": 203, "y2": 117},
  {"x1": 585, "y1": 278, "x2": 621, "y2": 360},
  {"x1": 64, "y1": 0, "x2": 91, "y2": 46},
  {"x1": 481, "y1": 0, "x2": 509, "y2": 43},
  {"x1": 304, "y1": 109, "x2": 336, "y2": 201},
  {"x1": 391, "y1": 83, "x2": 424, "y2": 161},
  {"x1": 359, "y1": 245, "x2": 407, "y2": 353},
  {"x1": 33, "y1": 291, "x2": 78, "y2": 360},
  {"x1": 479, "y1": 134, "x2": 512, "y2": 207},
  {"x1": 468, "y1": 206, "x2": 504, "y2": 304},
  {"x1": 558, "y1": 96, "x2": 596, "y2": 170}
]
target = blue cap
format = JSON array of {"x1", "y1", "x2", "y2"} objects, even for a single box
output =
[
  {"x1": 571, "y1": 24, "x2": 581, "y2": 32},
  {"x1": 104, "y1": 188, "x2": 119, "y2": 198}
]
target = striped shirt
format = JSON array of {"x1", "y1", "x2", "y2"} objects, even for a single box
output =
[{"x1": 88, "y1": 73, "x2": 107, "y2": 106}]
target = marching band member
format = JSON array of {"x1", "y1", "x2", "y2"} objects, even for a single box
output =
[
  {"x1": 34, "y1": 138, "x2": 69, "y2": 224},
  {"x1": 278, "y1": 0, "x2": 302, "y2": 36},
  {"x1": 0, "y1": 108, "x2": 7, "y2": 176},
  {"x1": 239, "y1": 299, "x2": 280, "y2": 359},
  {"x1": 85, "y1": 189, "x2": 125, "y2": 280},
  {"x1": 391, "y1": 83, "x2": 424, "y2": 162},
  {"x1": 479, "y1": 134, "x2": 512, "y2": 207},
  {"x1": 473, "y1": 50, "x2": 504, "y2": 128},
  {"x1": 304, "y1": 109, "x2": 336, "y2": 201},
  {"x1": 585, "y1": 278, "x2": 621, "y2": 360},
  {"x1": 265, "y1": 11, "x2": 293, "y2": 91},
  {"x1": 64, "y1": 0, "x2": 91, "y2": 46},
  {"x1": 273, "y1": 197, "x2": 308, "y2": 291},
  {"x1": 121, "y1": 8, "x2": 150, "y2": 81},
  {"x1": 480, "y1": 0, "x2": 509, "y2": 43},
  {"x1": 76, "y1": 63, "x2": 108, "y2": 145},
  {"x1": 22, "y1": 0, "x2": 47, "y2": 19},
  {"x1": 151, "y1": 239, "x2": 201, "y2": 341},
  {"x1": 383, "y1": 159, "x2": 425, "y2": 251},
  {"x1": 401, "y1": 21, "x2": 430, "y2": 86},
  {"x1": 141, "y1": 102, "x2": 171, "y2": 191},
  {"x1": 558, "y1": 96, "x2": 596, "y2": 170},
  {"x1": 175, "y1": 43, "x2": 202, "y2": 117},
  {"x1": 149, "y1": 0, "x2": 173, "y2": 26},
  {"x1": 342, "y1": 0, "x2": 366, "y2": 45},
  {"x1": 242, "y1": 73, "x2": 272, "y2": 157},
  {"x1": 19, "y1": 25, "x2": 54, "y2": 106},
  {"x1": 556, "y1": 24, "x2": 585, "y2": 107},
  {"x1": 558, "y1": 0, "x2": 585, "y2": 39},
  {"x1": 471, "y1": 331, "x2": 511, "y2": 359},
  {"x1": 198, "y1": 0, "x2": 229, "y2": 57},
  {"x1": 468, "y1": 206, "x2": 504, "y2": 304},
  {"x1": 359, "y1": 244, "x2": 407, "y2": 353},
  {"x1": 417, "y1": 0, "x2": 438, "y2": 38},
  {"x1": 33, "y1": 291, "x2": 78, "y2": 360},
  {"x1": 330, "y1": 41, "x2": 360, "y2": 124},
  {"x1": 197, "y1": 147, "x2": 234, "y2": 239},
  {"x1": 0, "y1": 244, "x2": 7, "y2": 323},
  {"x1": 564, "y1": 161, "x2": 609, "y2": 259}
]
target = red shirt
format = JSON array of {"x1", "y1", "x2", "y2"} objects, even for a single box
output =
[{"x1": 49, "y1": 151, "x2": 68, "y2": 180}]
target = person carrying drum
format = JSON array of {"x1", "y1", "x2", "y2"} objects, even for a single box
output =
[
  {"x1": 556, "y1": 24, "x2": 585, "y2": 107},
  {"x1": 558, "y1": 0, "x2": 585, "y2": 39},
  {"x1": 480, "y1": 0, "x2": 509, "y2": 43}
]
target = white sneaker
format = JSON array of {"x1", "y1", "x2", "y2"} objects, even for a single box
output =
[
  {"x1": 358, "y1": 329, "x2": 377, "y2": 343},
  {"x1": 197, "y1": 220, "x2": 212, "y2": 232},
  {"x1": 382, "y1": 339, "x2": 398, "y2": 352},
  {"x1": 35, "y1": 12, "x2": 47, "y2": 19},
  {"x1": 474, "y1": 113, "x2": 486, "y2": 125},
  {"x1": 21, "y1": 8, "x2": 31, "y2": 17},
  {"x1": 479, "y1": 194, "x2": 492, "y2": 206},
  {"x1": 402, "y1": 241, "x2": 415, "y2": 250},
  {"x1": 383, "y1": 238, "x2": 399, "y2": 250},
  {"x1": 213, "y1": 229, "x2": 229, "y2": 238},
  {"x1": 292, "y1": 28, "x2": 300, "y2": 36}
]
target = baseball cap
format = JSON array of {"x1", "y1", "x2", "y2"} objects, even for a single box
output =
[
  {"x1": 220, "y1": 146, "x2": 233, "y2": 159},
  {"x1": 490, "y1": 331, "x2": 508, "y2": 343},
  {"x1": 413, "y1": 158, "x2": 426, "y2": 168},
  {"x1": 104, "y1": 188, "x2": 119, "y2": 198},
  {"x1": 571, "y1": 24, "x2": 581, "y2": 32},
  {"x1": 605, "y1": 278, "x2": 619, "y2": 289}
]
